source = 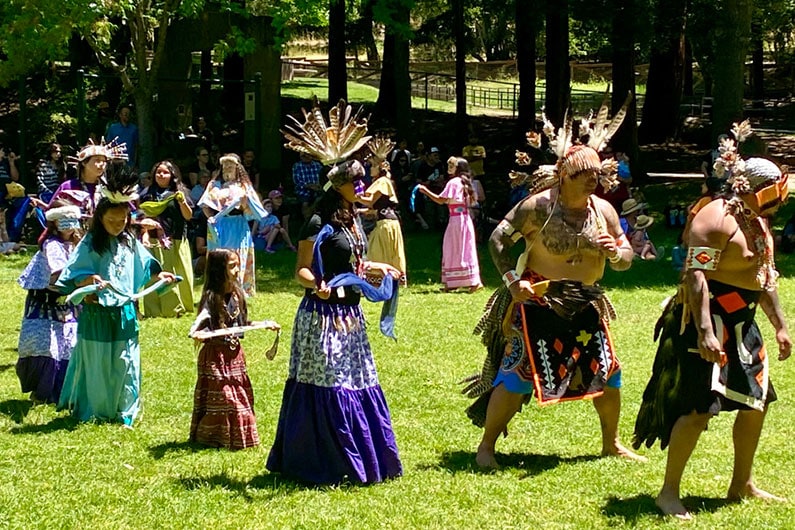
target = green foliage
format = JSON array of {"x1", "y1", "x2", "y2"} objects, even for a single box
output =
[{"x1": 213, "y1": 26, "x2": 258, "y2": 60}]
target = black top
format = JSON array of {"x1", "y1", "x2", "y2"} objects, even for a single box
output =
[{"x1": 299, "y1": 214, "x2": 362, "y2": 305}]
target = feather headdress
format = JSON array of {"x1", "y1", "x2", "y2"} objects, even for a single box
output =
[
  {"x1": 99, "y1": 162, "x2": 139, "y2": 204},
  {"x1": 366, "y1": 135, "x2": 396, "y2": 175},
  {"x1": 69, "y1": 137, "x2": 128, "y2": 166},
  {"x1": 282, "y1": 98, "x2": 372, "y2": 166},
  {"x1": 510, "y1": 89, "x2": 632, "y2": 195}
]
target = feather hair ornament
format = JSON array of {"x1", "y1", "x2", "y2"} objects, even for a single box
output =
[
  {"x1": 366, "y1": 134, "x2": 395, "y2": 162},
  {"x1": 282, "y1": 97, "x2": 372, "y2": 166},
  {"x1": 99, "y1": 162, "x2": 139, "y2": 204}
]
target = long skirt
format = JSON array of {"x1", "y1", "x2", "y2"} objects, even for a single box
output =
[
  {"x1": 190, "y1": 339, "x2": 259, "y2": 450},
  {"x1": 441, "y1": 212, "x2": 481, "y2": 288},
  {"x1": 16, "y1": 289, "x2": 78, "y2": 403},
  {"x1": 267, "y1": 297, "x2": 402, "y2": 485},
  {"x1": 142, "y1": 237, "x2": 195, "y2": 317},
  {"x1": 207, "y1": 215, "x2": 256, "y2": 297},
  {"x1": 367, "y1": 219, "x2": 407, "y2": 276},
  {"x1": 58, "y1": 303, "x2": 141, "y2": 426}
]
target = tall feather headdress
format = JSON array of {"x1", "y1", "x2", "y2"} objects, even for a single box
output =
[
  {"x1": 99, "y1": 162, "x2": 139, "y2": 204},
  {"x1": 282, "y1": 98, "x2": 372, "y2": 166},
  {"x1": 69, "y1": 137, "x2": 128, "y2": 166}
]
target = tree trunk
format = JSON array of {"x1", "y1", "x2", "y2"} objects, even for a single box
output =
[
  {"x1": 244, "y1": 16, "x2": 283, "y2": 186},
  {"x1": 751, "y1": 22, "x2": 764, "y2": 106},
  {"x1": 711, "y1": 0, "x2": 752, "y2": 138},
  {"x1": 610, "y1": 0, "x2": 640, "y2": 179},
  {"x1": 544, "y1": 0, "x2": 570, "y2": 127},
  {"x1": 223, "y1": 54, "x2": 245, "y2": 130},
  {"x1": 515, "y1": 0, "x2": 539, "y2": 135},
  {"x1": 133, "y1": 91, "x2": 156, "y2": 172},
  {"x1": 328, "y1": 0, "x2": 348, "y2": 103},
  {"x1": 360, "y1": 0, "x2": 379, "y2": 62},
  {"x1": 453, "y1": 0, "x2": 468, "y2": 146},
  {"x1": 158, "y1": 19, "x2": 194, "y2": 140},
  {"x1": 683, "y1": 38, "x2": 694, "y2": 97},
  {"x1": 375, "y1": 3, "x2": 411, "y2": 138},
  {"x1": 638, "y1": 0, "x2": 686, "y2": 144},
  {"x1": 200, "y1": 50, "x2": 213, "y2": 109}
]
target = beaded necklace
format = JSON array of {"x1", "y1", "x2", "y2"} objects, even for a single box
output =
[{"x1": 727, "y1": 197, "x2": 778, "y2": 290}]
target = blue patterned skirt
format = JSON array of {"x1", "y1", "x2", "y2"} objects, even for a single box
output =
[
  {"x1": 267, "y1": 296, "x2": 402, "y2": 484},
  {"x1": 16, "y1": 289, "x2": 78, "y2": 403}
]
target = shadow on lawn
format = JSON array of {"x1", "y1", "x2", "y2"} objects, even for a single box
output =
[
  {"x1": 0, "y1": 363, "x2": 15, "y2": 373},
  {"x1": 148, "y1": 440, "x2": 212, "y2": 459},
  {"x1": 0, "y1": 399, "x2": 34, "y2": 423},
  {"x1": 601, "y1": 493, "x2": 731, "y2": 523},
  {"x1": 9, "y1": 415, "x2": 79, "y2": 434},
  {"x1": 177, "y1": 472, "x2": 304, "y2": 500},
  {"x1": 435, "y1": 450, "x2": 598, "y2": 477}
]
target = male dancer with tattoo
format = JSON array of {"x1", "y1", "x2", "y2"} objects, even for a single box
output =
[
  {"x1": 465, "y1": 140, "x2": 645, "y2": 469},
  {"x1": 633, "y1": 133, "x2": 791, "y2": 518}
]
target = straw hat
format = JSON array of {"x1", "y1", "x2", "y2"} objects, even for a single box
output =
[
  {"x1": 634, "y1": 214, "x2": 654, "y2": 230},
  {"x1": 621, "y1": 198, "x2": 646, "y2": 215}
]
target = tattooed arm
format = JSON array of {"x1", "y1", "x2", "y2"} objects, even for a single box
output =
[
  {"x1": 489, "y1": 195, "x2": 545, "y2": 302},
  {"x1": 594, "y1": 198, "x2": 633, "y2": 271}
]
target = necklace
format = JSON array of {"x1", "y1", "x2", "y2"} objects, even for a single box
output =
[
  {"x1": 544, "y1": 198, "x2": 600, "y2": 264},
  {"x1": 729, "y1": 198, "x2": 778, "y2": 290}
]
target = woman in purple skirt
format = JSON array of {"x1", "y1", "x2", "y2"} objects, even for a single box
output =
[{"x1": 267, "y1": 160, "x2": 403, "y2": 485}]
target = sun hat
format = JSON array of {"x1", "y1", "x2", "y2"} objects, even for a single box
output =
[
  {"x1": 621, "y1": 198, "x2": 646, "y2": 215},
  {"x1": 634, "y1": 214, "x2": 654, "y2": 230}
]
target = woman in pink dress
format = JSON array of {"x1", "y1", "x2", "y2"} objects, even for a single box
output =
[{"x1": 418, "y1": 157, "x2": 483, "y2": 292}]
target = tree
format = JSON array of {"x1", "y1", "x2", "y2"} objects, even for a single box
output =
[
  {"x1": 515, "y1": 0, "x2": 540, "y2": 134},
  {"x1": 544, "y1": 0, "x2": 570, "y2": 127},
  {"x1": 638, "y1": 0, "x2": 687, "y2": 144},
  {"x1": 453, "y1": 0, "x2": 467, "y2": 145},
  {"x1": 711, "y1": 0, "x2": 752, "y2": 138},
  {"x1": 328, "y1": 0, "x2": 348, "y2": 103},
  {"x1": 610, "y1": 0, "x2": 640, "y2": 180},
  {"x1": 374, "y1": 0, "x2": 413, "y2": 138}
]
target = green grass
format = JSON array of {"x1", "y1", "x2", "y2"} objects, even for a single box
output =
[{"x1": 3, "y1": 182, "x2": 795, "y2": 529}]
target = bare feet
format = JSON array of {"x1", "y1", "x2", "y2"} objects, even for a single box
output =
[
  {"x1": 475, "y1": 445, "x2": 499, "y2": 470},
  {"x1": 468, "y1": 284, "x2": 484, "y2": 293},
  {"x1": 727, "y1": 484, "x2": 787, "y2": 503},
  {"x1": 601, "y1": 443, "x2": 648, "y2": 462},
  {"x1": 655, "y1": 491, "x2": 692, "y2": 520}
]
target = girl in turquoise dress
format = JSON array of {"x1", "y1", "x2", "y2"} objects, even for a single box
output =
[{"x1": 56, "y1": 165, "x2": 176, "y2": 426}]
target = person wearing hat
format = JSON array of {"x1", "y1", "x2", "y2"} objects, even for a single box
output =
[
  {"x1": 627, "y1": 214, "x2": 663, "y2": 261},
  {"x1": 634, "y1": 125, "x2": 792, "y2": 519},
  {"x1": 463, "y1": 96, "x2": 645, "y2": 469},
  {"x1": 15, "y1": 204, "x2": 82, "y2": 403},
  {"x1": 268, "y1": 99, "x2": 403, "y2": 485},
  {"x1": 49, "y1": 138, "x2": 128, "y2": 223}
]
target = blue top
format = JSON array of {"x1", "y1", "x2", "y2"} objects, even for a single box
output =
[
  {"x1": 105, "y1": 122, "x2": 139, "y2": 167},
  {"x1": 56, "y1": 233, "x2": 160, "y2": 307}
]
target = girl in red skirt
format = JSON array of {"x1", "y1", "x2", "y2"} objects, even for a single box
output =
[{"x1": 188, "y1": 249, "x2": 259, "y2": 450}]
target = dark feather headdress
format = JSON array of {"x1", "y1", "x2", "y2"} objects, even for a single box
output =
[{"x1": 99, "y1": 162, "x2": 139, "y2": 204}]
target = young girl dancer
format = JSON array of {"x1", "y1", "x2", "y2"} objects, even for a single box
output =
[
  {"x1": 16, "y1": 205, "x2": 82, "y2": 403},
  {"x1": 56, "y1": 164, "x2": 175, "y2": 426},
  {"x1": 188, "y1": 249, "x2": 262, "y2": 450}
]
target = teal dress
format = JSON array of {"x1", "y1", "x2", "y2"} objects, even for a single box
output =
[{"x1": 56, "y1": 233, "x2": 161, "y2": 426}]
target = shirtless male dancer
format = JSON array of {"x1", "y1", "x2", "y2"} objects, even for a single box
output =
[
  {"x1": 634, "y1": 156, "x2": 791, "y2": 519},
  {"x1": 473, "y1": 144, "x2": 645, "y2": 469}
]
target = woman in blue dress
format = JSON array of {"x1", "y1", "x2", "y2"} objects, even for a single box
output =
[
  {"x1": 56, "y1": 164, "x2": 176, "y2": 426},
  {"x1": 198, "y1": 154, "x2": 266, "y2": 297}
]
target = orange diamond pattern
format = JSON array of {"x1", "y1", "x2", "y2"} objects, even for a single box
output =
[
  {"x1": 554, "y1": 339, "x2": 563, "y2": 354},
  {"x1": 558, "y1": 365, "x2": 567, "y2": 379},
  {"x1": 590, "y1": 358, "x2": 600, "y2": 374},
  {"x1": 571, "y1": 347, "x2": 581, "y2": 361},
  {"x1": 716, "y1": 292, "x2": 747, "y2": 314},
  {"x1": 695, "y1": 251, "x2": 713, "y2": 265}
]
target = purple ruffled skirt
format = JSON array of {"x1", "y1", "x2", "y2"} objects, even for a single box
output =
[{"x1": 266, "y1": 297, "x2": 402, "y2": 484}]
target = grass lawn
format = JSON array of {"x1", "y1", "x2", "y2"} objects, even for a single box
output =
[{"x1": 2, "y1": 181, "x2": 795, "y2": 529}]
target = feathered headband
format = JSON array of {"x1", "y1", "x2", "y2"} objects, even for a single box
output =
[
  {"x1": 509, "y1": 90, "x2": 631, "y2": 195},
  {"x1": 69, "y1": 137, "x2": 128, "y2": 166},
  {"x1": 282, "y1": 98, "x2": 372, "y2": 190},
  {"x1": 99, "y1": 163, "x2": 139, "y2": 204}
]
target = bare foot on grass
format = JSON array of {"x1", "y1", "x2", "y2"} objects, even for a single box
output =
[
  {"x1": 727, "y1": 484, "x2": 787, "y2": 503},
  {"x1": 601, "y1": 443, "x2": 648, "y2": 462},
  {"x1": 655, "y1": 491, "x2": 692, "y2": 521},
  {"x1": 475, "y1": 446, "x2": 499, "y2": 470}
]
